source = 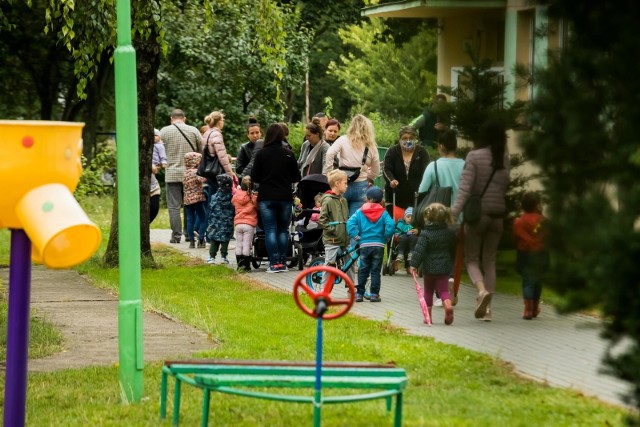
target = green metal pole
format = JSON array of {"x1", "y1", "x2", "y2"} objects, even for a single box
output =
[{"x1": 115, "y1": 0, "x2": 144, "y2": 402}]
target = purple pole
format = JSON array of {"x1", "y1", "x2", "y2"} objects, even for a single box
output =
[{"x1": 4, "y1": 229, "x2": 32, "y2": 427}]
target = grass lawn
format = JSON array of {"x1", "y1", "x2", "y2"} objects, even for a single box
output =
[{"x1": 0, "y1": 196, "x2": 632, "y2": 425}]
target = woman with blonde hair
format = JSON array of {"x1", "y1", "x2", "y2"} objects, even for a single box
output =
[
  {"x1": 202, "y1": 111, "x2": 234, "y2": 195},
  {"x1": 325, "y1": 114, "x2": 381, "y2": 216}
]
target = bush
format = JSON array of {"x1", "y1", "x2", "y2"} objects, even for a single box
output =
[{"x1": 75, "y1": 142, "x2": 116, "y2": 200}]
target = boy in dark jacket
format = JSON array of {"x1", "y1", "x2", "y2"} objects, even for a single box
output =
[{"x1": 347, "y1": 187, "x2": 395, "y2": 302}]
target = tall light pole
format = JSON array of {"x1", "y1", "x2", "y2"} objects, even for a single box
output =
[{"x1": 115, "y1": 0, "x2": 144, "y2": 402}]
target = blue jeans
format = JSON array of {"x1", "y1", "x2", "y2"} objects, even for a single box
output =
[
  {"x1": 344, "y1": 180, "x2": 368, "y2": 217},
  {"x1": 357, "y1": 246, "x2": 384, "y2": 296},
  {"x1": 185, "y1": 202, "x2": 206, "y2": 242},
  {"x1": 259, "y1": 200, "x2": 292, "y2": 266}
]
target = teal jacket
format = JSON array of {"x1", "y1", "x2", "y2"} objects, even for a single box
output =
[{"x1": 347, "y1": 203, "x2": 395, "y2": 248}]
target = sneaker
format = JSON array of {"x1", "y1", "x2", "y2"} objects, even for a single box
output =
[
  {"x1": 474, "y1": 291, "x2": 492, "y2": 319},
  {"x1": 482, "y1": 308, "x2": 492, "y2": 322},
  {"x1": 266, "y1": 265, "x2": 279, "y2": 273},
  {"x1": 364, "y1": 291, "x2": 372, "y2": 300},
  {"x1": 169, "y1": 238, "x2": 180, "y2": 244},
  {"x1": 277, "y1": 264, "x2": 289, "y2": 273},
  {"x1": 207, "y1": 257, "x2": 216, "y2": 264},
  {"x1": 433, "y1": 298, "x2": 443, "y2": 307},
  {"x1": 220, "y1": 257, "x2": 230, "y2": 265},
  {"x1": 443, "y1": 299, "x2": 454, "y2": 325},
  {"x1": 189, "y1": 241, "x2": 195, "y2": 249},
  {"x1": 396, "y1": 254, "x2": 404, "y2": 262},
  {"x1": 355, "y1": 294, "x2": 364, "y2": 303},
  {"x1": 407, "y1": 253, "x2": 412, "y2": 262},
  {"x1": 369, "y1": 294, "x2": 381, "y2": 303},
  {"x1": 197, "y1": 240, "x2": 206, "y2": 248}
]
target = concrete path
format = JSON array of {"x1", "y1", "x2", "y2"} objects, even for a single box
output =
[
  {"x1": 0, "y1": 266, "x2": 214, "y2": 372},
  {"x1": 151, "y1": 228, "x2": 631, "y2": 407}
]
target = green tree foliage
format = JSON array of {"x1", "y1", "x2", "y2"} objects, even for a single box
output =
[
  {"x1": 439, "y1": 48, "x2": 525, "y2": 143},
  {"x1": 156, "y1": 0, "x2": 311, "y2": 150},
  {"x1": 523, "y1": 1, "x2": 640, "y2": 412},
  {"x1": 328, "y1": 18, "x2": 437, "y2": 119}
]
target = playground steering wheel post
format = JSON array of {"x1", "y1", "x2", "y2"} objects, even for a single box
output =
[{"x1": 293, "y1": 266, "x2": 355, "y2": 320}]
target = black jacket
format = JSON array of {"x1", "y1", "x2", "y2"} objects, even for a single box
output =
[
  {"x1": 251, "y1": 143, "x2": 301, "y2": 201},
  {"x1": 236, "y1": 141, "x2": 257, "y2": 176},
  {"x1": 383, "y1": 144, "x2": 430, "y2": 209}
]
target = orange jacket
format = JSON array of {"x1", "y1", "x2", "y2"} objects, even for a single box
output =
[{"x1": 513, "y1": 212, "x2": 545, "y2": 252}]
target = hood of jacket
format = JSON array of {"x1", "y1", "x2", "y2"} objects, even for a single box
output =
[
  {"x1": 361, "y1": 202, "x2": 385, "y2": 223},
  {"x1": 184, "y1": 151, "x2": 202, "y2": 169}
]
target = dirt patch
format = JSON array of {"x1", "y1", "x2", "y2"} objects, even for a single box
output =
[{"x1": 0, "y1": 267, "x2": 215, "y2": 372}]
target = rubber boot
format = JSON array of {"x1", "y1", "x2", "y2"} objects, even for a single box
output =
[
  {"x1": 523, "y1": 299, "x2": 533, "y2": 320},
  {"x1": 532, "y1": 299, "x2": 541, "y2": 318},
  {"x1": 474, "y1": 280, "x2": 492, "y2": 319},
  {"x1": 443, "y1": 299, "x2": 454, "y2": 325}
]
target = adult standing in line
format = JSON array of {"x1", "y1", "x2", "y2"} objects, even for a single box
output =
[
  {"x1": 235, "y1": 118, "x2": 262, "y2": 177},
  {"x1": 150, "y1": 128, "x2": 167, "y2": 223},
  {"x1": 451, "y1": 119, "x2": 510, "y2": 321},
  {"x1": 418, "y1": 129, "x2": 465, "y2": 209},
  {"x1": 325, "y1": 114, "x2": 380, "y2": 216},
  {"x1": 324, "y1": 119, "x2": 341, "y2": 145},
  {"x1": 383, "y1": 126, "x2": 430, "y2": 218},
  {"x1": 251, "y1": 123, "x2": 301, "y2": 273},
  {"x1": 202, "y1": 111, "x2": 234, "y2": 196},
  {"x1": 160, "y1": 109, "x2": 202, "y2": 244},
  {"x1": 409, "y1": 93, "x2": 449, "y2": 148},
  {"x1": 298, "y1": 117, "x2": 329, "y2": 177}
]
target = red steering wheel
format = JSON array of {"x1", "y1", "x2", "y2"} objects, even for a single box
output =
[{"x1": 293, "y1": 266, "x2": 355, "y2": 319}]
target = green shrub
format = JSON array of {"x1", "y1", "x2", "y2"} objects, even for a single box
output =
[{"x1": 75, "y1": 142, "x2": 116, "y2": 200}]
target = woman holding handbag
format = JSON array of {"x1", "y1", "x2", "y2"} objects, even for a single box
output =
[
  {"x1": 325, "y1": 114, "x2": 380, "y2": 216},
  {"x1": 451, "y1": 120, "x2": 510, "y2": 321},
  {"x1": 202, "y1": 111, "x2": 234, "y2": 196}
]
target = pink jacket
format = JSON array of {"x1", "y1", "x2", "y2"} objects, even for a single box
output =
[
  {"x1": 232, "y1": 189, "x2": 258, "y2": 226},
  {"x1": 202, "y1": 127, "x2": 234, "y2": 176},
  {"x1": 451, "y1": 147, "x2": 510, "y2": 218}
]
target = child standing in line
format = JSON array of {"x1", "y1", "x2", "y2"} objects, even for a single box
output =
[
  {"x1": 207, "y1": 174, "x2": 236, "y2": 265},
  {"x1": 395, "y1": 207, "x2": 419, "y2": 268},
  {"x1": 347, "y1": 186, "x2": 395, "y2": 303},
  {"x1": 183, "y1": 152, "x2": 207, "y2": 248},
  {"x1": 409, "y1": 203, "x2": 457, "y2": 325},
  {"x1": 232, "y1": 176, "x2": 258, "y2": 272},
  {"x1": 319, "y1": 170, "x2": 350, "y2": 280},
  {"x1": 513, "y1": 191, "x2": 549, "y2": 320}
]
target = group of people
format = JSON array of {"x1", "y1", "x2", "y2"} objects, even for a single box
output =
[{"x1": 152, "y1": 105, "x2": 548, "y2": 325}]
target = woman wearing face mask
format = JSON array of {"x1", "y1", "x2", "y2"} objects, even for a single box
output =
[{"x1": 383, "y1": 126, "x2": 430, "y2": 217}]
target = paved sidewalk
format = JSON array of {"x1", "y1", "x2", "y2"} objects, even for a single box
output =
[{"x1": 151, "y1": 229, "x2": 631, "y2": 407}]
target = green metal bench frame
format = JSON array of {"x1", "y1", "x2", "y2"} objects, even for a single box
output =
[{"x1": 160, "y1": 359, "x2": 407, "y2": 427}]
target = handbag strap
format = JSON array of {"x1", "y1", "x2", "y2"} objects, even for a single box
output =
[
  {"x1": 203, "y1": 132, "x2": 214, "y2": 158},
  {"x1": 361, "y1": 147, "x2": 369, "y2": 166},
  {"x1": 174, "y1": 124, "x2": 197, "y2": 152},
  {"x1": 479, "y1": 168, "x2": 497, "y2": 198},
  {"x1": 434, "y1": 160, "x2": 441, "y2": 188}
]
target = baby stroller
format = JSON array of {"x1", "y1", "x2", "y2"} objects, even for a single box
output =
[
  {"x1": 250, "y1": 194, "x2": 305, "y2": 271},
  {"x1": 295, "y1": 174, "x2": 330, "y2": 264}
]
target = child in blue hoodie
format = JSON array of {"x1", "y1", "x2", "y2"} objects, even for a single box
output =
[{"x1": 347, "y1": 186, "x2": 395, "y2": 302}]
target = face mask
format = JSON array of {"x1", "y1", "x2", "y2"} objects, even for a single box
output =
[{"x1": 401, "y1": 140, "x2": 415, "y2": 150}]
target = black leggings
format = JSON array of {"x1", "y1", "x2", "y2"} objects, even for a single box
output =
[{"x1": 150, "y1": 194, "x2": 160, "y2": 223}]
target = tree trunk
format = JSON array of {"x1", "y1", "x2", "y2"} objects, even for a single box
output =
[{"x1": 103, "y1": 29, "x2": 161, "y2": 267}]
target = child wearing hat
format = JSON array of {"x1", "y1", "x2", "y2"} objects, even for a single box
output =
[
  {"x1": 347, "y1": 186, "x2": 395, "y2": 302},
  {"x1": 395, "y1": 207, "x2": 419, "y2": 269}
]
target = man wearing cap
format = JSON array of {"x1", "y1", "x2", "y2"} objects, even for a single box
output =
[
  {"x1": 160, "y1": 109, "x2": 202, "y2": 243},
  {"x1": 347, "y1": 186, "x2": 395, "y2": 303}
]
